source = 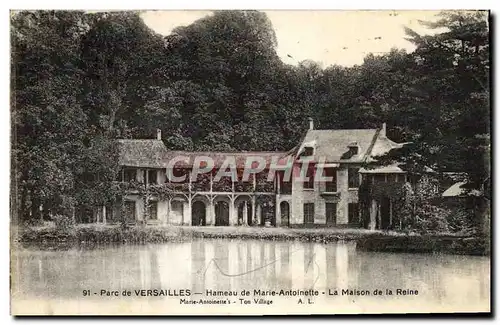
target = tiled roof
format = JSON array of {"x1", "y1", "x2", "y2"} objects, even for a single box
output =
[
  {"x1": 299, "y1": 129, "x2": 377, "y2": 163},
  {"x1": 117, "y1": 139, "x2": 288, "y2": 169},
  {"x1": 162, "y1": 151, "x2": 289, "y2": 168},
  {"x1": 117, "y1": 139, "x2": 169, "y2": 168},
  {"x1": 369, "y1": 135, "x2": 407, "y2": 159},
  {"x1": 298, "y1": 127, "x2": 406, "y2": 163},
  {"x1": 117, "y1": 126, "x2": 405, "y2": 168}
]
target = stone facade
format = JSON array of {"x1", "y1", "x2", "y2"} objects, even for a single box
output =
[{"x1": 95, "y1": 123, "x2": 406, "y2": 228}]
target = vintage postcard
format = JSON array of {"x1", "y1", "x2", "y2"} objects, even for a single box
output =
[{"x1": 10, "y1": 9, "x2": 491, "y2": 315}]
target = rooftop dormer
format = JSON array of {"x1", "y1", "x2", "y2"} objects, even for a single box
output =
[{"x1": 347, "y1": 141, "x2": 360, "y2": 155}]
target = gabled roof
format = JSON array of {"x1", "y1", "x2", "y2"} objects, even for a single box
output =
[
  {"x1": 297, "y1": 127, "x2": 406, "y2": 163},
  {"x1": 300, "y1": 129, "x2": 378, "y2": 163},
  {"x1": 117, "y1": 139, "x2": 169, "y2": 168},
  {"x1": 369, "y1": 136, "x2": 407, "y2": 160},
  {"x1": 442, "y1": 181, "x2": 482, "y2": 197}
]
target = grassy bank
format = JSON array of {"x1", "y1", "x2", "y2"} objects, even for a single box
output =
[
  {"x1": 356, "y1": 235, "x2": 489, "y2": 256},
  {"x1": 13, "y1": 224, "x2": 489, "y2": 256},
  {"x1": 15, "y1": 224, "x2": 386, "y2": 245}
]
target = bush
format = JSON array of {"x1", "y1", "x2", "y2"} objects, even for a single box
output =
[
  {"x1": 413, "y1": 204, "x2": 450, "y2": 234},
  {"x1": 407, "y1": 175, "x2": 452, "y2": 234},
  {"x1": 22, "y1": 218, "x2": 44, "y2": 228},
  {"x1": 447, "y1": 208, "x2": 475, "y2": 235},
  {"x1": 53, "y1": 214, "x2": 76, "y2": 232}
]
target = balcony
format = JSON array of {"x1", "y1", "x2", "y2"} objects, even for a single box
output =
[
  {"x1": 320, "y1": 191, "x2": 341, "y2": 201},
  {"x1": 234, "y1": 181, "x2": 254, "y2": 192},
  {"x1": 255, "y1": 173, "x2": 275, "y2": 193},
  {"x1": 212, "y1": 177, "x2": 233, "y2": 192},
  {"x1": 191, "y1": 174, "x2": 210, "y2": 192}
]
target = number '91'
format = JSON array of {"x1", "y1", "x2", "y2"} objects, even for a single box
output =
[{"x1": 83, "y1": 290, "x2": 91, "y2": 296}]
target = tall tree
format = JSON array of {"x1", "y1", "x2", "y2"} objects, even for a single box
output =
[
  {"x1": 80, "y1": 11, "x2": 165, "y2": 138},
  {"x1": 11, "y1": 11, "x2": 89, "y2": 221},
  {"x1": 392, "y1": 11, "x2": 489, "y2": 190},
  {"x1": 11, "y1": 9, "x2": 490, "y2": 225}
]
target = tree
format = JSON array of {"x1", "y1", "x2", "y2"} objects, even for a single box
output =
[
  {"x1": 159, "y1": 10, "x2": 287, "y2": 151},
  {"x1": 401, "y1": 11, "x2": 489, "y2": 185},
  {"x1": 80, "y1": 11, "x2": 165, "y2": 138},
  {"x1": 11, "y1": 10, "x2": 490, "y2": 232},
  {"x1": 11, "y1": 11, "x2": 89, "y2": 222}
]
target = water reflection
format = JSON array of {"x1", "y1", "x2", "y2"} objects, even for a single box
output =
[{"x1": 11, "y1": 239, "x2": 490, "y2": 310}]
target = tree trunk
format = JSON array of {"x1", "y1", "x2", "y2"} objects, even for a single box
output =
[
  {"x1": 31, "y1": 195, "x2": 41, "y2": 222},
  {"x1": 369, "y1": 199, "x2": 377, "y2": 230},
  {"x1": 19, "y1": 186, "x2": 28, "y2": 223}
]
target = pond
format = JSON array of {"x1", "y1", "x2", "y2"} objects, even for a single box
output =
[{"x1": 11, "y1": 239, "x2": 490, "y2": 315}]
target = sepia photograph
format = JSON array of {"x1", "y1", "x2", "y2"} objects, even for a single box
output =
[{"x1": 9, "y1": 8, "x2": 491, "y2": 315}]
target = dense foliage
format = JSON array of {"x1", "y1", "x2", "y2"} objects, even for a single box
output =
[
  {"x1": 11, "y1": 10, "x2": 490, "y2": 226},
  {"x1": 359, "y1": 174, "x2": 484, "y2": 235}
]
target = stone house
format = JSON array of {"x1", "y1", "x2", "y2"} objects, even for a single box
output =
[{"x1": 95, "y1": 121, "x2": 406, "y2": 229}]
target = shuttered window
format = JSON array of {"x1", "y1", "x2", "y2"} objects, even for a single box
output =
[
  {"x1": 148, "y1": 201, "x2": 158, "y2": 220},
  {"x1": 326, "y1": 203, "x2": 337, "y2": 225},
  {"x1": 303, "y1": 166, "x2": 315, "y2": 189},
  {"x1": 147, "y1": 170, "x2": 158, "y2": 184},
  {"x1": 304, "y1": 203, "x2": 315, "y2": 224},
  {"x1": 325, "y1": 168, "x2": 337, "y2": 192},
  {"x1": 348, "y1": 168, "x2": 360, "y2": 188},
  {"x1": 348, "y1": 203, "x2": 359, "y2": 224}
]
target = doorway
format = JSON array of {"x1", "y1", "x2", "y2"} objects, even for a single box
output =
[
  {"x1": 380, "y1": 197, "x2": 391, "y2": 230},
  {"x1": 192, "y1": 201, "x2": 206, "y2": 226},
  {"x1": 237, "y1": 201, "x2": 253, "y2": 225},
  {"x1": 280, "y1": 201, "x2": 290, "y2": 227},
  {"x1": 215, "y1": 201, "x2": 229, "y2": 226}
]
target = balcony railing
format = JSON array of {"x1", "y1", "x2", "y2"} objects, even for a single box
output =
[{"x1": 117, "y1": 175, "x2": 277, "y2": 195}]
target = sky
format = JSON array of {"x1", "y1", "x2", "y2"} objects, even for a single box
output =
[{"x1": 140, "y1": 10, "x2": 446, "y2": 67}]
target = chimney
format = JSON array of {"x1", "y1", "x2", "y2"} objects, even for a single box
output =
[
  {"x1": 308, "y1": 117, "x2": 314, "y2": 130},
  {"x1": 381, "y1": 123, "x2": 386, "y2": 137},
  {"x1": 348, "y1": 141, "x2": 359, "y2": 155},
  {"x1": 156, "y1": 129, "x2": 162, "y2": 140}
]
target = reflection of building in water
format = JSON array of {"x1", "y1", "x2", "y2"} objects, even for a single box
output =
[
  {"x1": 290, "y1": 242, "x2": 305, "y2": 289},
  {"x1": 156, "y1": 243, "x2": 193, "y2": 290},
  {"x1": 138, "y1": 247, "x2": 163, "y2": 295},
  {"x1": 336, "y1": 244, "x2": 349, "y2": 300},
  {"x1": 314, "y1": 243, "x2": 327, "y2": 290},
  {"x1": 190, "y1": 241, "x2": 206, "y2": 293},
  {"x1": 303, "y1": 243, "x2": 315, "y2": 289},
  {"x1": 13, "y1": 242, "x2": 490, "y2": 312},
  {"x1": 204, "y1": 242, "x2": 215, "y2": 290},
  {"x1": 278, "y1": 243, "x2": 291, "y2": 288},
  {"x1": 228, "y1": 242, "x2": 238, "y2": 291},
  {"x1": 325, "y1": 245, "x2": 337, "y2": 289},
  {"x1": 139, "y1": 249, "x2": 152, "y2": 288},
  {"x1": 134, "y1": 242, "x2": 489, "y2": 309},
  {"x1": 214, "y1": 243, "x2": 229, "y2": 291},
  {"x1": 180, "y1": 241, "x2": 356, "y2": 293}
]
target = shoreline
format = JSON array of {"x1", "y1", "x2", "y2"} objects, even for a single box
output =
[{"x1": 13, "y1": 224, "x2": 489, "y2": 256}]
